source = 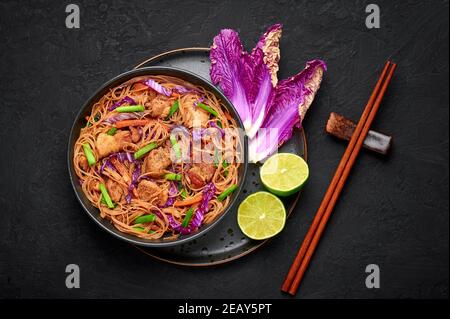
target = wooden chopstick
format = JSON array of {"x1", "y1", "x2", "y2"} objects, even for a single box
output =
[{"x1": 281, "y1": 61, "x2": 397, "y2": 296}]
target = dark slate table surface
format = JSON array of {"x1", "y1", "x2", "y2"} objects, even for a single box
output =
[{"x1": 0, "y1": 0, "x2": 448, "y2": 299}]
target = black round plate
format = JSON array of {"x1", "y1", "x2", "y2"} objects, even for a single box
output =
[{"x1": 134, "y1": 48, "x2": 307, "y2": 266}]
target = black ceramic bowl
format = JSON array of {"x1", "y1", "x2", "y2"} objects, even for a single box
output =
[{"x1": 68, "y1": 66, "x2": 248, "y2": 247}]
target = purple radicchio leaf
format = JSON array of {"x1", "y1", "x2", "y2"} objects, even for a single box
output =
[
  {"x1": 108, "y1": 96, "x2": 137, "y2": 111},
  {"x1": 249, "y1": 59, "x2": 326, "y2": 162}
]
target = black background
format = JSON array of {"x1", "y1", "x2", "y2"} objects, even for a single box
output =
[{"x1": 0, "y1": 0, "x2": 448, "y2": 299}]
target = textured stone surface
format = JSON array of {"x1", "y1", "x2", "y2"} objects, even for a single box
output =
[{"x1": 0, "y1": 0, "x2": 448, "y2": 298}]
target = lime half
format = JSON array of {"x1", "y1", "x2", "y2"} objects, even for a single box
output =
[
  {"x1": 260, "y1": 153, "x2": 309, "y2": 196},
  {"x1": 237, "y1": 192, "x2": 286, "y2": 240}
]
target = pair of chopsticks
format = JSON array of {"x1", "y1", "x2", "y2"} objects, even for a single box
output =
[{"x1": 281, "y1": 61, "x2": 397, "y2": 296}]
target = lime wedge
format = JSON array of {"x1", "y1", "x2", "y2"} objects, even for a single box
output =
[
  {"x1": 237, "y1": 192, "x2": 286, "y2": 240},
  {"x1": 260, "y1": 153, "x2": 309, "y2": 197}
]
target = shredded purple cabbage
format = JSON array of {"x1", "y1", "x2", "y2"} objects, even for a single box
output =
[
  {"x1": 161, "y1": 182, "x2": 178, "y2": 208},
  {"x1": 100, "y1": 159, "x2": 116, "y2": 174},
  {"x1": 138, "y1": 175, "x2": 154, "y2": 182},
  {"x1": 126, "y1": 163, "x2": 141, "y2": 204},
  {"x1": 173, "y1": 85, "x2": 191, "y2": 94},
  {"x1": 193, "y1": 96, "x2": 205, "y2": 107},
  {"x1": 171, "y1": 125, "x2": 190, "y2": 137},
  {"x1": 167, "y1": 182, "x2": 216, "y2": 234},
  {"x1": 99, "y1": 152, "x2": 140, "y2": 173},
  {"x1": 192, "y1": 128, "x2": 205, "y2": 142},
  {"x1": 209, "y1": 122, "x2": 225, "y2": 137},
  {"x1": 104, "y1": 112, "x2": 145, "y2": 124},
  {"x1": 98, "y1": 152, "x2": 142, "y2": 203},
  {"x1": 143, "y1": 79, "x2": 172, "y2": 97},
  {"x1": 108, "y1": 96, "x2": 137, "y2": 111}
]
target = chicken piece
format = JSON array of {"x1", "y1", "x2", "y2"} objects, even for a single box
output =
[
  {"x1": 144, "y1": 96, "x2": 171, "y2": 118},
  {"x1": 96, "y1": 133, "x2": 118, "y2": 158},
  {"x1": 185, "y1": 106, "x2": 210, "y2": 128},
  {"x1": 115, "y1": 130, "x2": 132, "y2": 145},
  {"x1": 95, "y1": 131, "x2": 131, "y2": 158},
  {"x1": 187, "y1": 163, "x2": 216, "y2": 188},
  {"x1": 129, "y1": 126, "x2": 140, "y2": 143},
  {"x1": 105, "y1": 178, "x2": 124, "y2": 203},
  {"x1": 79, "y1": 155, "x2": 89, "y2": 171},
  {"x1": 136, "y1": 180, "x2": 168, "y2": 205},
  {"x1": 142, "y1": 146, "x2": 172, "y2": 177}
]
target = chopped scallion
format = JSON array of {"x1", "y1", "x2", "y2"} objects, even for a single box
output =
[
  {"x1": 181, "y1": 208, "x2": 195, "y2": 228},
  {"x1": 134, "y1": 142, "x2": 158, "y2": 159},
  {"x1": 115, "y1": 105, "x2": 145, "y2": 113},
  {"x1": 197, "y1": 103, "x2": 218, "y2": 117},
  {"x1": 82, "y1": 143, "x2": 96, "y2": 166},
  {"x1": 99, "y1": 183, "x2": 115, "y2": 208},
  {"x1": 217, "y1": 184, "x2": 238, "y2": 202},
  {"x1": 165, "y1": 100, "x2": 180, "y2": 120}
]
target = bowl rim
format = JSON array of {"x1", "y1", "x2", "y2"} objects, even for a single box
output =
[{"x1": 67, "y1": 66, "x2": 248, "y2": 247}]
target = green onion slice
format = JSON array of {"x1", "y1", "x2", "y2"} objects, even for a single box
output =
[
  {"x1": 164, "y1": 173, "x2": 182, "y2": 181},
  {"x1": 217, "y1": 184, "x2": 238, "y2": 202},
  {"x1": 214, "y1": 148, "x2": 220, "y2": 167},
  {"x1": 165, "y1": 100, "x2": 180, "y2": 120},
  {"x1": 134, "y1": 214, "x2": 156, "y2": 224},
  {"x1": 133, "y1": 226, "x2": 155, "y2": 234},
  {"x1": 170, "y1": 134, "x2": 182, "y2": 159},
  {"x1": 134, "y1": 142, "x2": 158, "y2": 160},
  {"x1": 99, "y1": 183, "x2": 115, "y2": 208},
  {"x1": 115, "y1": 105, "x2": 145, "y2": 113},
  {"x1": 107, "y1": 127, "x2": 117, "y2": 136},
  {"x1": 181, "y1": 208, "x2": 195, "y2": 228},
  {"x1": 82, "y1": 143, "x2": 96, "y2": 166},
  {"x1": 197, "y1": 103, "x2": 218, "y2": 117}
]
